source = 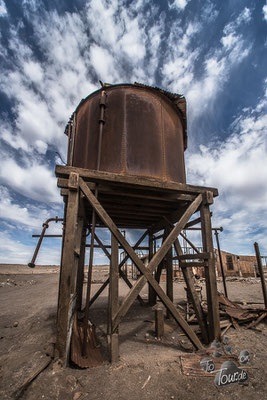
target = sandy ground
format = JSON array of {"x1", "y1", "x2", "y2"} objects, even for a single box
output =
[{"x1": 1, "y1": 264, "x2": 267, "y2": 400}]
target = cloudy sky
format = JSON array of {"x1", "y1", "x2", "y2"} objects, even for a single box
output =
[{"x1": 0, "y1": 0, "x2": 266, "y2": 265}]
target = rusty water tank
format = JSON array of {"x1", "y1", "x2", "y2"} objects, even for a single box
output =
[{"x1": 67, "y1": 83, "x2": 187, "y2": 184}]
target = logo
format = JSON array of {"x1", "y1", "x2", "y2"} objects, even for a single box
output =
[
  {"x1": 214, "y1": 361, "x2": 248, "y2": 387},
  {"x1": 200, "y1": 337, "x2": 250, "y2": 387}
]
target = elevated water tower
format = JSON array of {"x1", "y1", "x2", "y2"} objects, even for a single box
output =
[{"x1": 55, "y1": 83, "x2": 220, "y2": 366}]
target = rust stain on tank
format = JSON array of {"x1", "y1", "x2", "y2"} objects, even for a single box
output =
[{"x1": 69, "y1": 83, "x2": 187, "y2": 184}]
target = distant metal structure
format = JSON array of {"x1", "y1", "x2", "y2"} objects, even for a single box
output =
[{"x1": 53, "y1": 83, "x2": 221, "y2": 366}]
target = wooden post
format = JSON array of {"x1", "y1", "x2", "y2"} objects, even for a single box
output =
[
  {"x1": 109, "y1": 234, "x2": 119, "y2": 362},
  {"x1": 214, "y1": 229, "x2": 228, "y2": 298},
  {"x1": 55, "y1": 172, "x2": 79, "y2": 365},
  {"x1": 165, "y1": 227, "x2": 173, "y2": 319},
  {"x1": 148, "y1": 232, "x2": 155, "y2": 306},
  {"x1": 200, "y1": 192, "x2": 221, "y2": 343},
  {"x1": 254, "y1": 242, "x2": 267, "y2": 309},
  {"x1": 155, "y1": 307, "x2": 164, "y2": 338},
  {"x1": 76, "y1": 222, "x2": 86, "y2": 311}
]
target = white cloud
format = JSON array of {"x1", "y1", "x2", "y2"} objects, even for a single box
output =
[
  {"x1": 186, "y1": 84, "x2": 267, "y2": 255},
  {"x1": 90, "y1": 45, "x2": 119, "y2": 82},
  {"x1": 169, "y1": 0, "x2": 190, "y2": 11},
  {"x1": 0, "y1": 186, "x2": 53, "y2": 229},
  {"x1": 0, "y1": 0, "x2": 7, "y2": 17},
  {"x1": 0, "y1": 231, "x2": 61, "y2": 264},
  {"x1": 263, "y1": 4, "x2": 267, "y2": 22},
  {"x1": 0, "y1": 158, "x2": 61, "y2": 203}
]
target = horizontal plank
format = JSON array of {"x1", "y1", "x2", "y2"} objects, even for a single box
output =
[
  {"x1": 180, "y1": 261, "x2": 207, "y2": 268},
  {"x1": 55, "y1": 165, "x2": 218, "y2": 196},
  {"x1": 58, "y1": 178, "x2": 194, "y2": 203},
  {"x1": 177, "y1": 252, "x2": 211, "y2": 260}
]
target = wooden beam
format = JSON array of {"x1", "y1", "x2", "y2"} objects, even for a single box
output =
[
  {"x1": 79, "y1": 178, "x2": 203, "y2": 349},
  {"x1": 56, "y1": 165, "x2": 219, "y2": 196},
  {"x1": 148, "y1": 232, "x2": 155, "y2": 306},
  {"x1": 109, "y1": 234, "x2": 119, "y2": 363},
  {"x1": 58, "y1": 177, "x2": 195, "y2": 202},
  {"x1": 165, "y1": 227, "x2": 173, "y2": 319},
  {"x1": 184, "y1": 217, "x2": 201, "y2": 229},
  {"x1": 172, "y1": 237, "x2": 209, "y2": 344},
  {"x1": 200, "y1": 196, "x2": 221, "y2": 342},
  {"x1": 87, "y1": 231, "x2": 148, "y2": 308},
  {"x1": 75, "y1": 221, "x2": 86, "y2": 311},
  {"x1": 55, "y1": 172, "x2": 80, "y2": 365},
  {"x1": 177, "y1": 252, "x2": 211, "y2": 260},
  {"x1": 180, "y1": 262, "x2": 207, "y2": 268}
]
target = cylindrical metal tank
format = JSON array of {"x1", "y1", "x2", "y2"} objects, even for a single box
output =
[{"x1": 67, "y1": 83, "x2": 187, "y2": 184}]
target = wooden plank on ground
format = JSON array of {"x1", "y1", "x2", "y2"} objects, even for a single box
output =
[{"x1": 180, "y1": 352, "x2": 238, "y2": 377}]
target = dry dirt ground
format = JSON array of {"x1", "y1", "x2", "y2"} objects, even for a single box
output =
[{"x1": 1, "y1": 264, "x2": 267, "y2": 400}]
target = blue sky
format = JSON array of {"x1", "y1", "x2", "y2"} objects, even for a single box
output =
[{"x1": 0, "y1": 0, "x2": 266, "y2": 265}]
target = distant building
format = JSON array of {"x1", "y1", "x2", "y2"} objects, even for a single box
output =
[{"x1": 215, "y1": 250, "x2": 257, "y2": 277}]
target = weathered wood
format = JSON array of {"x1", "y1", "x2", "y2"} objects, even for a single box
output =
[
  {"x1": 254, "y1": 242, "x2": 267, "y2": 309},
  {"x1": 214, "y1": 229, "x2": 228, "y2": 298},
  {"x1": 79, "y1": 179, "x2": 203, "y2": 349},
  {"x1": 56, "y1": 165, "x2": 219, "y2": 196},
  {"x1": 109, "y1": 195, "x2": 203, "y2": 333},
  {"x1": 184, "y1": 217, "x2": 202, "y2": 229},
  {"x1": 86, "y1": 244, "x2": 149, "y2": 250},
  {"x1": 150, "y1": 229, "x2": 168, "y2": 306},
  {"x1": 172, "y1": 237, "x2": 209, "y2": 344},
  {"x1": 177, "y1": 253, "x2": 211, "y2": 260},
  {"x1": 246, "y1": 312, "x2": 267, "y2": 329},
  {"x1": 58, "y1": 177, "x2": 195, "y2": 203},
  {"x1": 88, "y1": 231, "x2": 148, "y2": 309},
  {"x1": 200, "y1": 196, "x2": 221, "y2": 342},
  {"x1": 148, "y1": 232, "x2": 155, "y2": 306},
  {"x1": 75, "y1": 221, "x2": 86, "y2": 311},
  {"x1": 180, "y1": 261, "x2": 207, "y2": 268},
  {"x1": 55, "y1": 172, "x2": 79, "y2": 365},
  {"x1": 109, "y1": 234, "x2": 119, "y2": 363},
  {"x1": 165, "y1": 227, "x2": 173, "y2": 319},
  {"x1": 155, "y1": 307, "x2": 164, "y2": 338}
]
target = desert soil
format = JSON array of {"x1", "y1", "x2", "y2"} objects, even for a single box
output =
[{"x1": 0, "y1": 264, "x2": 267, "y2": 400}]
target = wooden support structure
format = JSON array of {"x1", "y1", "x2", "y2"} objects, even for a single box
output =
[
  {"x1": 108, "y1": 234, "x2": 119, "y2": 362},
  {"x1": 55, "y1": 165, "x2": 221, "y2": 364},
  {"x1": 200, "y1": 194, "x2": 221, "y2": 342}
]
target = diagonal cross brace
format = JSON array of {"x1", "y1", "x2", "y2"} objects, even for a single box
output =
[
  {"x1": 79, "y1": 178, "x2": 203, "y2": 349},
  {"x1": 87, "y1": 230, "x2": 148, "y2": 308}
]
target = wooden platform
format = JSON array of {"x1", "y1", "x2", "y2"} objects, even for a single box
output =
[{"x1": 56, "y1": 165, "x2": 218, "y2": 231}]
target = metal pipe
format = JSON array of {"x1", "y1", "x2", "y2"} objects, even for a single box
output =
[
  {"x1": 82, "y1": 90, "x2": 106, "y2": 355},
  {"x1": 214, "y1": 228, "x2": 228, "y2": 298},
  {"x1": 28, "y1": 217, "x2": 63, "y2": 268}
]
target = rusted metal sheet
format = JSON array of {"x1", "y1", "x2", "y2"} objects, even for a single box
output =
[{"x1": 69, "y1": 83, "x2": 187, "y2": 184}]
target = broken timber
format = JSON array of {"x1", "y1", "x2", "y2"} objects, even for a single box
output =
[{"x1": 55, "y1": 165, "x2": 221, "y2": 365}]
